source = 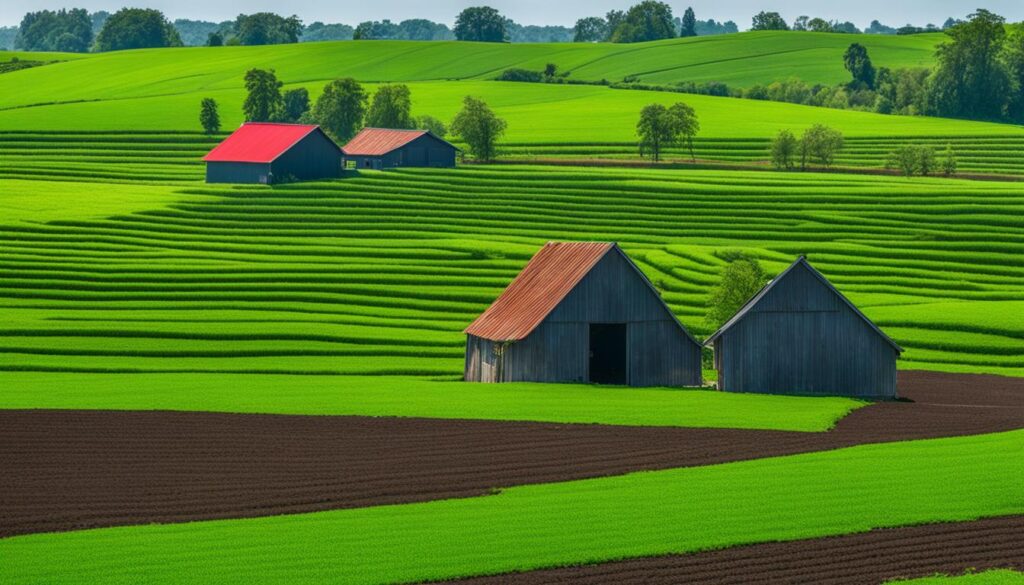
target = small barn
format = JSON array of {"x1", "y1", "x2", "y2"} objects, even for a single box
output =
[
  {"x1": 342, "y1": 128, "x2": 458, "y2": 170},
  {"x1": 705, "y1": 256, "x2": 902, "y2": 398},
  {"x1": 464, "y1": 242, "x2": 702, "y2": 387},
  {"x1": 203, "y1": 123, "x2": 342, "y2": 184}
]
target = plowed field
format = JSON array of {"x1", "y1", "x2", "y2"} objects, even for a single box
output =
[{"x1": 1, "y1": 371, "x2": 1020, "y2": 538}]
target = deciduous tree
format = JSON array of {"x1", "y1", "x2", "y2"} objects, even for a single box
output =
[
  {"x1": 770, "y1": 129, "x2": 797, "y2": 170},
  {"x1": 279, "y1": 88, "x2": 310, "y2": 123},
  {"x1": 705, "y1": 256, "x2": 768, "y2": 328},
  {"x1": 573, "y1": 16, "x2": 608, "y2": 42},
  {"x1": 610, "y1": 1, "x2": 676, "y2": 43},
  {"x1": 636, "y1": 101, "x2": 699, "y2": 162},
  {"x1": 751, "y1": 11, "x2": 788, "y2": 31},
  {"x1": 94, "y1": 8, "x2": 181, "y2": 51},
  {"x1": 199, "y1": 98, "x2": 220, "y2": 134},
  {"x1": 415, "y1": 115, "x2": 447, "y2": 138},
  {"x1": 680, "y1": 7, "x2": 697, "y2": 37},
  {"x1": 799, "y1": 124, "x2": 843, "y2": 169},
  {"x1": 929, "y1": 9, "x2": 1011, "y2": 121},
  {"x1": 242, "y1": 68, "x2": 283, "y2": 122},
  {"x1": 450, "y1": 96, "x2": 506, "y2": 161},
  {"x1": 365, "y1": 84, "x2": 414, "y2": 129},
  {"x1": 454, "y1": 7, "x2": 508, "y2": 42},
  {"x1": 312, "y1": 78, "x2": 368, "y2": 143},
  {"x1": 843, "y1": 43, "x2": 876, "y2": 89}
]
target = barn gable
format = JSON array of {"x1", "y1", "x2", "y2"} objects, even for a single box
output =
[{"x1": 706, "y1": 256, "x2": 901, "y2": 353}]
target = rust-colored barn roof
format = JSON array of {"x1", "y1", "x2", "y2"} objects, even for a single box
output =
[
  {"x1": 203, "y1": 123, "x2": 336, "y2": 163},
  {"x1": 342, "y1": 128, "x2": 427, "y2": 156},
  {"x1": 464, "y1": 242, "x2": 616, "y2": 342}
]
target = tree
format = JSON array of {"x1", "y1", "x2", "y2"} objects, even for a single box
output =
[
  {"x1": 929, "y1": 9, "x2": 1011, "y2": 121},
  {"x1": 573, "y1": 16, "x2": 608, "y2": 42},
  {"x1": 453, "y1": 7, "x2": 508, "y2": 42},
  {"x1": 234, "y1": 13, "x2": 302, "y2": 45},
  {"x1": 843, "y1": 43, "x2": 876, "y2": 89},
  {"x1": 792, "y1": 16, "x2": 809, "y2": 31},
  {"x1": 751, "y1": 11, "x2": 788, "y2": 31},
  {"x1": 917, "y1": 145, "x2": 936, "y2": 175},
  {"x1": 543, "y1": 63, "x2": 558, "y2": 78},
  {"x1": 1004, "y1": 24, "x2": 1024, "y2": 123},
  {"x1": 242, "y1": 68, "x2": 283, "y2": 122},
  {"x1": 199, "y1": 98, "x2": 220, "y2": 134},
  {"x1": 415, "y1": 115, "x2": 447, "y2": 138},
  {"x1": 636, "y1": 102, "x2": 699, "y2": 162},
  {"x1": 94, "y1": 8, "x2": 182, "y2": 51},
  {"x1": 450, "y1": 96, "x2": 507, "y2": 161},
  {"x1": 799, "y1": 124, "x2": 843, "y2": 169},
  {"x1": 206, "y1": 31, "x2": 223, "y2": 46},
  {"x1": 610, "y1": 1, "x2": 676, "y2": 43},
  {"x1": 279, "y1": 88, "x2": 310, "y2": 123},
  {"x1": 680, "y1": 8, "x2": 697, "y2": 37},
  {"x1": 312, "y1": 78, "x2": 367, "y2": 143},
  {"x1": 770, "y1": 129, "x2": 798, "y2": 170},
  {"x1": 705, "y1": 256, "x2": 768, "y2": 329},
  {"x1": 806, "y1": 18, "x2": 832, "y2": 32},
  {"x1": 365, "y1": 84, "x2": 414, "y2": 129},
  {"x1": 940, "y1": 143, "x2": 957, "y2": 176},
  {"x1": 886, "y1": 145, "x2": 917, "y2": 175},
  {"x1": 15, "y1": 9, "x2": 92, "y2": 52},
  {"x1": 302, "y1": 22, "x2": 356, "y2": 42}
]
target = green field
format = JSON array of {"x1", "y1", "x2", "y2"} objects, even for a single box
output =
[
  {"x1": 3, "y1": 166, "x2": 1021, "y2": 379},
  {"x1": 0, "y1": 372, "x2": 861, "y2": 431},
  {"x1": 888, "y1": 571, "x2": 1024, "y2": 585},
  {"x1": 2, "y1": 429, "x2": 1019, "y2": 584}
]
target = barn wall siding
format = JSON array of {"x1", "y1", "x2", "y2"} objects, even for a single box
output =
[
  {"x1": 465, "y1": 250, "x2": 701, "y2": 387},
  {"x1": 271, "y1": 130, "x2": 342, "y2": 181},
  {"x1": 716, "y1": 262, "x2": 897, "y2": 398},
  {"x1": 205, "y1": 162, "x2": 271, "y2": 184}
]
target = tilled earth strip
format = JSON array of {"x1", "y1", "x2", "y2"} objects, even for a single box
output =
[
  {"x1": 448, "y1": 515, "x2": 1024, "y2": 585},
  {"x1": 1, "y1": 371, "x2": 1021, "y2": 537}
]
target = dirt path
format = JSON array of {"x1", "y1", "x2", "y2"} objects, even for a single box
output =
[
  {"x1": 448, "y1": 516, "x2": 1024, "y2": 585},
  {"x1": 1, "y1": 371, "x2": 1021, "y2": 538}
]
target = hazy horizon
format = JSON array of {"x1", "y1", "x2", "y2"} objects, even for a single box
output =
[{"x1": 2, "y1": 1, "x2": 1022, "y2": 30}]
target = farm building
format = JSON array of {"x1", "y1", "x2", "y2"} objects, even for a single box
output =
[
  {"x1": 464, "y1": 242, "x2": 702, "y2": 387},
  {"x1": 342, "y1": 128, "x2": 458, "y2": 169},
  {"x1": 203, "y1": 123, "x2": 342, "y2": 184},
  {"x1": 705, "y1": 256, "x2": 902, "y2": 399}
]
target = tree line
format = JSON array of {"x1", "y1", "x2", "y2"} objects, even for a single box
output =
[{"x1": 200, "y1": 71, "x2": 508, "y2": 162}]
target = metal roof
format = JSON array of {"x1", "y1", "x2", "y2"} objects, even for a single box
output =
[
  {"x1": 203, "y1": 123, "x2": 338, "y2": 163},
  {"x1": 464, "y1": 242, "x2": 700, "y2": 347},
  {"x1": 704, "y1": 256, "x2": 903, "y2": 353},
  {"x1": 341, "y1": 128, "x2": 458, "y2": 156}
]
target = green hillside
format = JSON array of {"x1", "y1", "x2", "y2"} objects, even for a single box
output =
[{"x1": 0, "y1": 31, "x2": 940, "y2": 104}]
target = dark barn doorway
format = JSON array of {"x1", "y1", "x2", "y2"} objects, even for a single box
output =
[{"x1": 589, "y1": 323, "x2": 628, "y2": 385}]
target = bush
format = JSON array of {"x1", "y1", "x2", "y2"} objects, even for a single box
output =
[{"x1": 496, "y1": 68, "x2": 543, "y2": 83}]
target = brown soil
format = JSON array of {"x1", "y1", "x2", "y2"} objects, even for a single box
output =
[
  {"x1": 449, "y1": 515, "x2": 1024, "y2": 585},
  {"x1": 1, "y1": 371, "x2": 1021, "y2": 538}
]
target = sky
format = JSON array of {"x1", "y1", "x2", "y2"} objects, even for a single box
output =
[{"x1": 1, "y1": 0, "x2": 1022, "y2": 29}]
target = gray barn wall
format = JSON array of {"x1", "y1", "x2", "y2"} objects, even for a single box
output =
[
  {"x1": 715, "y1": 262, "x2": 897, "y2": 398},
  {"x1": 464, "y1": 251, "x2": 701, "y2": 387},
  {"x1": 205, "y1": 161, "x2": 272, "y2": 184},
  {"x1": 347, "y1": 134, "x2": 457, "y2": 170},
  {"x1": 271, "y1": 130, "x2": 342, "y2": 181}
]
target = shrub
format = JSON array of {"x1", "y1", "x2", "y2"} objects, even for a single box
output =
[{"x1": 496, "y1": 68, "x2": 543, "y2": 83}]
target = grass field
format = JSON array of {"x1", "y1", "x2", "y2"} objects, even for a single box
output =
[
  {"x1": 888, "y1": 571, "x2": 1024, "y2": 585},
  {"x1": 0, "y1": 372, "x2": 862, "y2": 431},
  {"x1": 1, "y1": 429, "x2": 1019, "y2": 584},
  {"x1": 2, "y1": 166, "x2": 1021, "y2": 379}
]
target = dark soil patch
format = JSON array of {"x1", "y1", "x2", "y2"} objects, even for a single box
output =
[
  {"x1": 1, "y1": 371, "x2": 1021, "y2": 538},
  {"x1": 448, "y1": 516, "x2": 1024, "y2": 585}
]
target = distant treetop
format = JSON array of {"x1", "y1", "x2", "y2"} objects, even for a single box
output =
[{"x1": 94, "y1": 8, "x2": 182, "y2": 52}]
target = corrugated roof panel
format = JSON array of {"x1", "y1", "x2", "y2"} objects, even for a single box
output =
[
  {"x1": 464, "y1": 242, "x2": 614, "y2": 341},
  {"x1": 342, "y1": 128, "x2": 427, "y2": 156},
  {"x1": 203, "y1": 123, "x2": 324, "y2": 163}
]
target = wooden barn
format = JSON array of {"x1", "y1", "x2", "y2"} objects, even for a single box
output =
[
  {"x1": 705, "y1": 256, "x2": 902, "y2": 398},
  {"x1": 203, "y1": 123, "x2": 342, "y2": 184},
  {"x1": 342, "y1": 128, "x2": 458, "y2": 170},
  {"x1": 464, "y1": 242, "x2": 702, "y2": 387}
]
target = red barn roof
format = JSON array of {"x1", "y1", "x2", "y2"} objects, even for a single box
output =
[
  {"x1": 464, "y1": 242, "x2": 615, "y2": 342},
  {"x1": 341, "y1": 128, "x2": 462, "y2": 156},
  {"x1": 203, "y1": 123, "x2": 335, "y2": 163}
]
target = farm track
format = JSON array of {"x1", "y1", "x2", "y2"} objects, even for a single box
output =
[
  {"x1": 448, "y1": 515, "x2": 1024, "y2": 585},
  {"x1": 1, "y1": 371, "x2": 1021, "y2": 538}
]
